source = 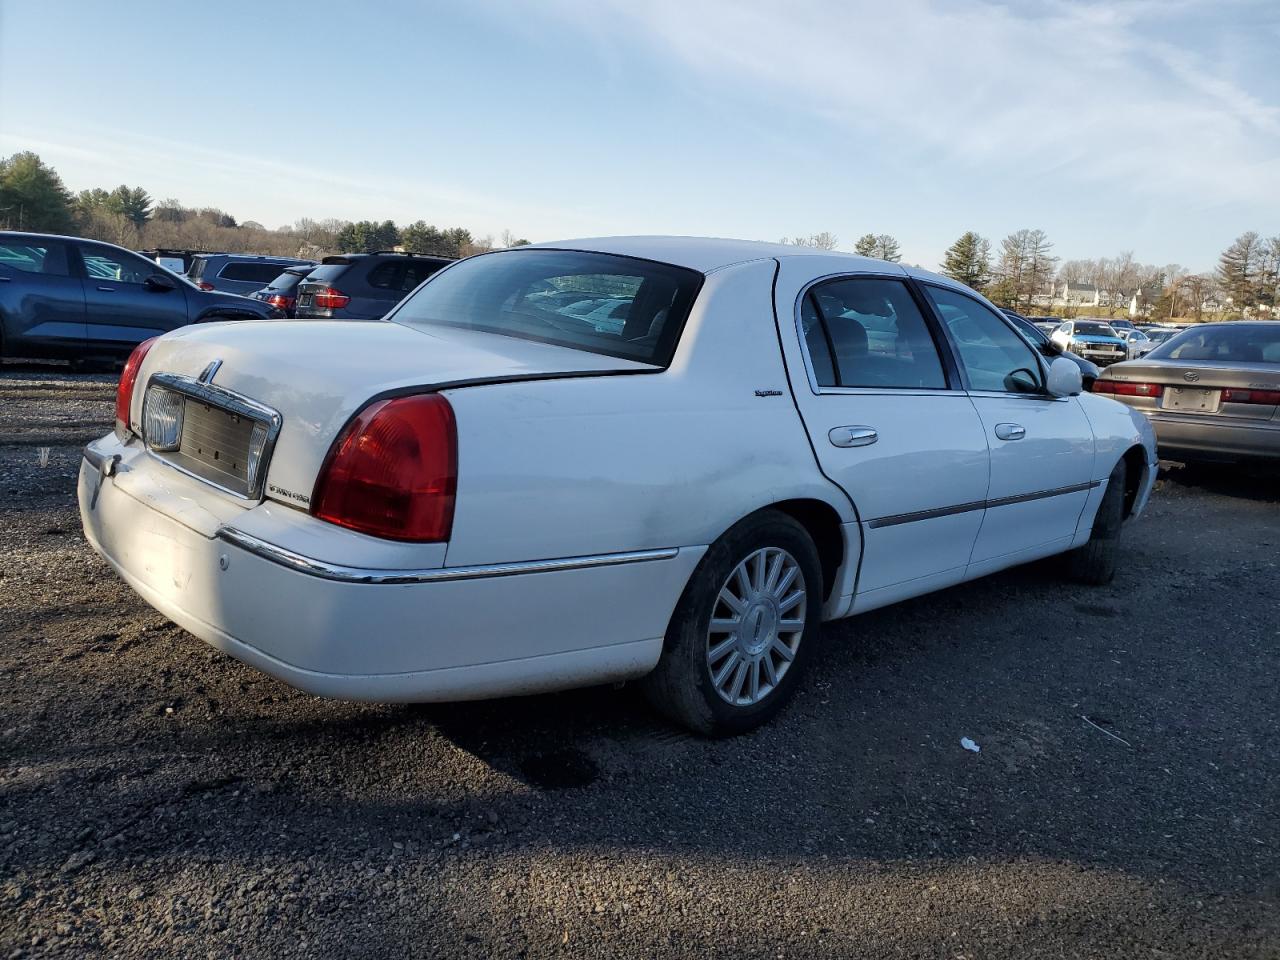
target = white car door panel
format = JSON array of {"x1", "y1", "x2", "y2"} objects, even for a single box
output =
[
  {"x1": 919, "y1": 284, "x2": 1097, "y2": 566},
  {"x1": 773, "y1": 260, "x2": 991, "y2": 595},
  {"x1": 967, "y1": 393, "x2": 1094, "y2": 560}
]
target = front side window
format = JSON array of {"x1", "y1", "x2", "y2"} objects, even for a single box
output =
[
  {"x1": 0, "y1": 241, "x2": 70, "y2": 276},
  {"x1": 392, "y1": 249, "x2": 702, "y2": 365},
  {"x1": 803, "y1": 277, "x2": 948, "y2": 390},
  {"x1": 80, "y1": 244, "x2": 157, "y2": 284},
  {"x1": 925, "y1": 285, "x2": 1045, "y2": 394}
]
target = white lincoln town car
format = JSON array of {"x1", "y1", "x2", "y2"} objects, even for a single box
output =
[{"x1": 79, "y1": 237, "x2": 1157, "y2": 735}]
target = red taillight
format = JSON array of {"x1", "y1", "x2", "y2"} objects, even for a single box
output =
[
  {"x1": 1092, "y1": 380, "x2": 1163, "y2": 397},
  {"x1": 265, "y1": 294, "x2": 294, "y2": 310},
  {"x1": 1222, "y1": 388, "x2": 1280, "y2": 405},
  {"x1": 197, "y1": 281, "x2": 215, "y2": 291},
  {"x1": 312, "y1": 286, "x2": 350, "y2": 310},
  {"x1": 114, "y1": 337, "x2": 158, "y2": 435},
  {"x1": 311, "y1": 394, "x2": 457, "y2": 542}
]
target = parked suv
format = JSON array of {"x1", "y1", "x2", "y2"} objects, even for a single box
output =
[
  {"x1": 188, "y1": 253, "x2": 314, "y2": 296},
  {"x1": 0, "y1": 232, "x2": 276, "y2": 363},
  {"x1": 295, "y1": 252, "x2": 453, "y2": 320},
  {"x1": 248, "y1": 265, "x2": 314, "y2": 318}
]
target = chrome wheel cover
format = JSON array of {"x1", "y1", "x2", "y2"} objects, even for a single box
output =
[{"x1": 706, "y1": 547, "x2": 806, "y2": 707}]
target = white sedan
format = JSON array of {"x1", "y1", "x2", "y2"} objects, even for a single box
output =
[{"x1": 79, "y1": 237, "x2": 1157, "y2": 735}]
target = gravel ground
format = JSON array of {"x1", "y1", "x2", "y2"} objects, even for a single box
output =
[{"x1": 2, "y1": 360, "x2": 1278, "y2": 958}]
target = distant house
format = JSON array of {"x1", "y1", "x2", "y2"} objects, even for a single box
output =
[{"x1": 1050, "y1": 281, "x2": 1105, "y2": 308}]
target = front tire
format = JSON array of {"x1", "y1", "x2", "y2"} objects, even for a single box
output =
[
  {"x1": 641, "y1": 510, "x2": 823, "y2": 736},
  {"x1": 1068, "y1": 459, "x2": 1127, "y2": 585}
]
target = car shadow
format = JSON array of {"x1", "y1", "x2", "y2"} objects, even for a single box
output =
[{"x1": 1158, "y1": 459, "x2": 1280, "y2": 503}]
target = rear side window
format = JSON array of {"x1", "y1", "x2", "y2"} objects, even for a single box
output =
[
  {"x1": 392, "y1": 249, "x2": 702, "y2": 365},
  {"x1": 803, "y1": 277, "x2": 948, "y2": 390},
  {"x1": 219, "y1": 262, "x2": 292, "y2": 283},
  {"x1": 366, "y1": 262, "x2": 404, "y2": 290},
  {"x1": 0, "y1": 241, "x2": 70, "y2": 276},
  {"x1": 187, "y1": 258, "x2": 208, "y2": 281}
]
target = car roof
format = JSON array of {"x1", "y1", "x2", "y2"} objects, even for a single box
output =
[{"x1": 525, "y1": 235, "x2": 908, "y2": 275}]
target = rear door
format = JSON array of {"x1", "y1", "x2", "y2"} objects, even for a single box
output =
[
  {"x1": 920, "y1": 283, "x2": 1094, "y2": 573},
  {"x1": 78, "y1": 241, "x2": 191, "y2": 350},
  {"x1": 773, "y1": 260, "x2": 991, "y2": 610},
  {"x1": 0, "y1": 237, "x2": 85, "y2": 356}
]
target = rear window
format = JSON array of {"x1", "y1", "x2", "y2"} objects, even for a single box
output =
[
  {"x1": 187, "y1": 258, "x2": 208, "y2": 281},
  {"x1": 1150, "y1": 325, "x2": 1280, "y2": 364},
  {"x1": 264, "y1": 269, "x2": 310, "y2": 293},
  {"x1": 391, "y1": 249, "x2": 702, "y2": 365},
  {"x1": 302, "y1": 264, "x2": 350, "y2": 285},
  {"x1": 219, "y1": 262, "x2": 295, "y2": 283}
]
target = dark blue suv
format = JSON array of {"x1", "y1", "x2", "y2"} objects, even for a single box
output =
[
  {"x1": 295, "y1": 252, "x2": 453, "y2": 320},
  {"x1": 0, "y1": 231, "x2": 276, "y2": 363}
]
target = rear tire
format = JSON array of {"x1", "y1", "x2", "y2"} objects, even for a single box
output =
[
  {"x1": 641, "y1": 510, "x2": 823, "y2": 736},
  {"x1": 1068, "y1": 459, "x2": 1127, "y2": 585}
]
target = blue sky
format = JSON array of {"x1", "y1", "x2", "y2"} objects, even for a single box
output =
[{"x1": 1, "y1": 0, "x2": 1277, "y2": 271}]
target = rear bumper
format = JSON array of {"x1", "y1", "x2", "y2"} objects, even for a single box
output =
[
  {"x1": 1144, "y1": 412, "x2": 1280, "y2": 462},
  {"x1": 78, "y1": 437, "x2": 702, "y2": 701}
]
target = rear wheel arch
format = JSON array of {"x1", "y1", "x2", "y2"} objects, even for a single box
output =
[{"x1": 766, "y1": 498, "x2": 847, "y2": 604}]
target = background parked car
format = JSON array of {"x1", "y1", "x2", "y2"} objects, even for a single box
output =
[
  {"x1": 248, "y1": 265, "x2": 315, "y2": 318},
  {"x1": 140, "y1": 248, "x2": 206, "y2": 276},
  {"x1": 1002, "y1": 309, "x2": 1101, "y2": 388},
  {"x1": 295, "y1": 251, "x2": 453, "y2": 320},
  {"x1": 0, "y1": 231, "x2": 276, "y2": 363},
  {"x1": 188, "y1": 253, "x2": 314, "y2": 296},
  {"x1": 1093, "y1": 321, "x2": 1280, "y2": 463},
  {"x1": 1118, "y1": 327, "x2": 1155, "y2": 359},
  {"x1": 1050, "y1": 319, "x2": 1129, "y2": 366}
]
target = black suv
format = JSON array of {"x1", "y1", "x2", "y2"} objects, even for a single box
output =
[
  {"x1": 0, "y1": 231, "x2": 276, "y2": 363},
  {"x1": 188, "y1": 253, "x2": 315, "y2": 296},
  {"x1": 295, "y1": 252, "x2": 453, "y2": 320}
]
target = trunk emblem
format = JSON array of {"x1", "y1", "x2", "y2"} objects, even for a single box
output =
[
  {"x1": 1183, "y1": 371, "x2": 1199, "y2": 382},
  {"x1": 198, "y1": 359, "x2": 223, "y2": 384}
]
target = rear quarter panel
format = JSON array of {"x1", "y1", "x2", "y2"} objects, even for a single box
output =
[{"x1": 442, "y1": 259, "x2": 854, "y2": 566}]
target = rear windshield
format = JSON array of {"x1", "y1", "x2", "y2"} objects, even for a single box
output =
[
  {"x1": 187, "y1": 258, "x2": 207, "y2": 281},
  {"x1": 264, "y1": 269, "x2": 310, "y2": 292},
  {"x1": 301, "y1": 264, "x2": 350, "y2": 284},
  {"x1": 1149, "y1": 325, "x2": 1280, "y2": 363},
  {"x1": 219, "y1": 261, "x2": 295, "y2": 283},
  {"x1": 391, "y1": 249, "x2": 703, "y2": 365},
  {"x1": 1074, "y1": 321, "x2": 1116, "y2": 336}
]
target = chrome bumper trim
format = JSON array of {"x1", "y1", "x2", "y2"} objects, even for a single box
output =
[{"x1": 215, "y1": 526, "x2": 680, "y2": 585}]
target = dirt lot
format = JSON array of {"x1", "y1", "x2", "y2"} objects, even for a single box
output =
[{"x1": 2, "y1": 362, "x2": 1278, "y2": 959}]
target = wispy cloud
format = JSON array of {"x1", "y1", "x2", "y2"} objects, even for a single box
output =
[{"x1": 529, "y1": 0, "x2": 1280, "y2": 206}]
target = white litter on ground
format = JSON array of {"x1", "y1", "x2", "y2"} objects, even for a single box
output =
[{"x1": 960, "y1": 737, "x2": 981, "y2": 753}]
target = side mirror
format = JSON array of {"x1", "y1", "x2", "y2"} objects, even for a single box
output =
[
  {"x1": 144, "y1": 273, "x2": 176, "y2": 292},
  {"x1": 1046, "y1": 356, "x2": 1083, "y2": 397}
]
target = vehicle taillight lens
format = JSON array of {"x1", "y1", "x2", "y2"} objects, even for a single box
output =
[
  {"x1": 311, "y1": 394, "x2": 456, "y2": 542},
  {"x1": 197, "y1": 281, "x2": 215, "y2": 291},
  {"x1": 265, "y1": 294, "x2": 293, "y2": 310},
  {"x1": 312, "y1": 286, "x2": 350, "y2": 310},
  {"x1": 115, "y1": 337, "x2": 158, "y2": 437},
  {"x1": 1222, "y1": 388, "x2": 1280, "y2": 405},
  {"x1": 1092, "y1": 380, "x2": 1163, "y2": 397}
]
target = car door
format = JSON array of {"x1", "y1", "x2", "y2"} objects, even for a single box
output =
[
  {"x1": 0, "y1": 237, "x2": 85, "y2": 357},
  {"x1": 774, "y1": 260, "x2": 991, "y2": 611},
  {"x1": 920, "y1": 284, "x2": 1094, "y2": 575},
  {"x1": 78, "y1": 241, "x2": 191, "y2": 350}
]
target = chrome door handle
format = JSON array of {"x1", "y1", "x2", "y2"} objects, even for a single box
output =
[
  {"x1": 96, "y1": 285, "x2": 116, "y2": 292},
  {"x1": 829, "y1": 425, "x2": 878, "y2": 448},
  {"x1": 994, "y1": 423, "x2": 1026, "y2": 441}
]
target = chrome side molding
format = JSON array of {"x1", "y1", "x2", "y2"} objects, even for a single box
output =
[{"x1": 215, "y1": 526, "x2": 680, "y2": 585}]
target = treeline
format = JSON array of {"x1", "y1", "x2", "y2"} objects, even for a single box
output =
[
  {"x1": 0, "y1": 151, "x2": 529, "y2": 260},
  {"x1": 785, "y1": 226, "x2": 1280, "y2": 321}
]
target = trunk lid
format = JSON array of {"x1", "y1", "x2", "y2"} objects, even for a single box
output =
[
  {"x1": 139, "y1": 319, "x2": 655, "y2": 508},
  {"x1": 1106, "y1": 358, "x2": 1280, "y2": 420}
]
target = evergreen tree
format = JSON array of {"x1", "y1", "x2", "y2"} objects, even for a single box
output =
[
  {"x1": 853, "y1": 233, "x2": 877, "y2": 257},
  {"x1": 940, "y1": 231, "x2": 992, "y2": 290},
  {"x1": 872, "y1": 234, "x2": 901, "y2": 262},
  {"x1": 1217, "y1": 231, "x2": 1262, "y2": 312},
  {"x1": 0, "y1": 152, "x2": 75, "y2": 233}
]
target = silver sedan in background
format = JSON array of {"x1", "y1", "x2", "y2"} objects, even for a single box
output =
[{"x1": 1093, "y1": 322, "x2": 1280, "y2": 463}]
